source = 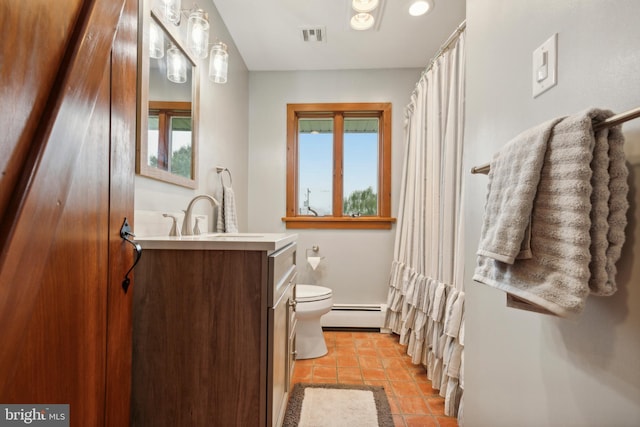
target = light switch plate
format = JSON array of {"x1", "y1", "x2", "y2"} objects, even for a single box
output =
[{"x1": 532, "y1": 33, "x2": 557, "y2": 98}]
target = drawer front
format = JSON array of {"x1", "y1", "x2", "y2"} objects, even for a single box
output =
[{"x1": 268, "y1": 242, "x2": 297, "y2": 307}]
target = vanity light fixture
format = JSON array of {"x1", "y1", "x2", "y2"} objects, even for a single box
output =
[
  {"x1": 161, "y1": 0, "x2": 181, "y2": 25},
  {"x1": 187, "y1": 7, "x2": 209, "y2": 59},
  {"x1": 158, "y1": 2, "x2": 231, "y2": 84},
  {"x1": 408, "y1": 0, "x2": 434, "y2": 17},
  {"x1": 166, "y1": 43, "x2": 187, "y2": 83},
  {"x1": 208, "y1": 42, "x2": 228, "y2": 84},
  {"x1": 149, "y1": 20, "x2": 165, "y2": 59}
]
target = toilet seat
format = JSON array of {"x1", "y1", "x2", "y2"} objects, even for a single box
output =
[{"x1": 297, "y1": 284, "x2": 332, "y2": 303}]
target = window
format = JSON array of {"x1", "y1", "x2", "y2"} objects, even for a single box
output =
[
  {"x1": 147, "y1": 101, "x2": 193, "y2": 179},
  {"x1": 284, "y1": 103, "x2": 395, "y2": 229}
]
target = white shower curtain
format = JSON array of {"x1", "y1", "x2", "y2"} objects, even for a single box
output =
[{"x1": 385, "y1": 26, "x2": 466, "y2": 418}]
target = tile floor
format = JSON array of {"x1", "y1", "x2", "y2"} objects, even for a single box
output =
[{"x1": 291, "y1": 330, "x2": 459, "y2": 427}]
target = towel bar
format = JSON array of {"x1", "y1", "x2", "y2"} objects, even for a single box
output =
[{"x1": 470, "y1": 106, "x2": 640, "y2": 175}]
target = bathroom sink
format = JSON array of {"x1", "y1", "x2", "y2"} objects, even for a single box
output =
[
  {"x1": 137, "y1": 232, "x2": 296, "y2": 252},
  {"x1": 205, "y1": 233, "x2": 264, "y2": 238},
  {"x1": 176, "y1": 233, "x2": 264, "y2": 239}
]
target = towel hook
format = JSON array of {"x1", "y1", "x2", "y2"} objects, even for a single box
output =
[{"x1": 215, "y1": 166, "x2": 233, "y2": 186}]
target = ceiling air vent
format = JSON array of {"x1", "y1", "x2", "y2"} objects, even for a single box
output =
[{"x1": 300, "y1": 26, "x2": 327, "y2": 43}]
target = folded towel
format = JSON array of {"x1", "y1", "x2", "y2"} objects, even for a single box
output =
[
  {"x1": 215, "y1": 176, "x2": 239, "y2": 233},
  {"x1": 588, "y1": 117, "x2": 628, "y2": 295},
  {"x1": 215, "y1": 183, "x2": 224, "y2": 232},
  {"x1": 476, "y1": 117, "x2": 563, "y2": 264},
  {"x1": 473, "y1": 108, "x2": 629, "y2": 318},
  {"x1": 222, "y1": 185, "x2": 239, "y2": 233}
]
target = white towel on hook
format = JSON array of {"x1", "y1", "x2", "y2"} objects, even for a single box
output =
[
  {"x1": 215, "y1": 173, "x2": 239, "y2": 233},
  {"x1": 222, "y1": 185, "x2": 238, "y2": 233},
  {"x1": 215, "y1": 184, "x2": 224, "y2": 232}
]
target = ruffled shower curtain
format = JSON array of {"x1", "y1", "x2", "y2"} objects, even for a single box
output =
[{"x1": 384, "y1": 24, "x2": 466, "y2": 418}]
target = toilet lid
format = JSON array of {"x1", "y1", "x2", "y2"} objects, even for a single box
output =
[{"x1": 296, "y1": 284, "x2": 332, "y2": 302}]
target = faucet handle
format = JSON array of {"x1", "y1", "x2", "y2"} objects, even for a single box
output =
[
  {"x1": 193, "y1": 215, "x2": 205, "y2": 235},
  {"x1": 162, "y1": 214, "x2": 181, "y2": 237}
]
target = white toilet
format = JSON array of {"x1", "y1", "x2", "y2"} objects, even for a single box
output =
[{"x1": 295, "y1": 284, "x2": 333, "y2": 359}]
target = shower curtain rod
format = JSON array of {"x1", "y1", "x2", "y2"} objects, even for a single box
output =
[
  {"x1": 470, "y1": 105, "x2": 640, "y2": 175},
  {"x1": 411, "y1": 20, "x2": 466, "y2": 96},
  {"x1": 425, "y1": 20, "x2": 466, "y2": 73}
]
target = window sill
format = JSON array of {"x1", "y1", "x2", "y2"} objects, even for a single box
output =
[{"x1": 281, "y1": 216, "x2": 396, "y2": 230}]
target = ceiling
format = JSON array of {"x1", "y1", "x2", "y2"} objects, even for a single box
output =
[{"x1": 211, "y1": 0, "x2": 466, "y2": 71}]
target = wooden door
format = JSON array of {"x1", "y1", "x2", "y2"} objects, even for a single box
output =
[{"x1": 0, "y1": 0, "x2": 137, "y2": 426}]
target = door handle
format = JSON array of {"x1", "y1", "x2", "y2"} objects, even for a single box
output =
[{"x1": 120, "y1": 217, "x2": 142, "y2": 293}]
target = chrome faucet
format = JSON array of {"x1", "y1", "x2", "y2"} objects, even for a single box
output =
[{"x1": 181, "y1": 195, "x2": 220, "y2": 236}]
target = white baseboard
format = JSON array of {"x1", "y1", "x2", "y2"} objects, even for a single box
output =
[{"x1": 321, "y1": 303, "x2": 388, "y2": 330}]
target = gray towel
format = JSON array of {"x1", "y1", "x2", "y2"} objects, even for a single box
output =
[
  {"x1": 222, "y1": 185, "x2": 239, "y2": 233},
  {"x1": 215, "y1": 175, "x2": 239, "y2": 233},
  {"x1": 474, "y1": 109, "x2": 629, "y2": 318},
  {"x1": 476, "y1": 117, "x2": 563, "y2": 264}
]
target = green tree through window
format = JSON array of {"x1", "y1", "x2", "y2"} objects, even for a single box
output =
[
  {"x1": 149, "y1": 145, "x2": 192, "y2": 179},
  {"x1": 343, "y1": 186, "x2": 378, "y2": 216}
]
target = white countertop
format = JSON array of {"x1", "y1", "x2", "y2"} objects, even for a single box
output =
[{"x1": 136, "y1": 232, "x2": 297, "y2": 252}]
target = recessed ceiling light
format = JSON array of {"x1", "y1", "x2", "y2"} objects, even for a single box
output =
[
  {"x1": 352, "y1": 0, "x2": 379, "y2": 13},
  {"x1": 350, "y1": 12, "x2": 375, "y2": 30},
  {"x1": 409, "y1": 0, "x2": 433, "y2": 17}
]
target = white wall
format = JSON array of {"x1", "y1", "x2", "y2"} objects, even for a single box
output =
[
  {"x1": 463, "y1": 1, "x2": 640, "y2": 426},
  {"x1": 135, "y1": 1, "x2": 250, "y2": 232},
  {"x1": 247, "y1": 69, "x2": 420, "y2": 304}
]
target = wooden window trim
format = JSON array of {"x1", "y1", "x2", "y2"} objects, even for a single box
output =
[
  {"x1": 283, "y1": 102, "x2": 395, "y2": 230},
  {"x1": 148, "y1": 101, "x2": 191, "y2": 171}
]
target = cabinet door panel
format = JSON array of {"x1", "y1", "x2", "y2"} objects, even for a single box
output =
[{"x1": 269, "y1": 282, "x2": 293, "y2": 427}]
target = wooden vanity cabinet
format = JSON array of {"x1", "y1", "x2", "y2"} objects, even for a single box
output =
[{"x1": 132, "y1": 242, "x2": 297, "y2": 427}]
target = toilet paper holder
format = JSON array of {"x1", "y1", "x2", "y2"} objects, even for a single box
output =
[
  {"x1": 306, "y1": 245, "x2": 320, "y2": 258},
  {"x1": 306, "y1": 245, "x2": 324, "y2": 271}
]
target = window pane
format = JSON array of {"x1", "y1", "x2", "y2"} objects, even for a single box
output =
[
  {"x1": 298, "y1": 118, "x2": 333, "y2": 216},
  {"x1": 169, "y1": 116, "x2": 192, "y2": 178},
  {"x1": 147, "y1": 114, "x2": 165, "y2": 170},
  {"x1": 343, "y1": 117, "x2": 379, "y2": 216}
]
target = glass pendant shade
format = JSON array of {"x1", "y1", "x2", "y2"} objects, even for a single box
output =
[
  {"x1": 149, "y1": 21, "x2": 164, "y2": 59},
  {"x1": 187, "y1": 9, "x2": 209, "y2": 59},
  {"x1": 167, "y1": 44, "x2": 187, "y2": 83},
  {"x1": 350, "y1": 12, "x2": 375, "y2": 30},
  {"x1": 161, "y1": 0, "x2": 181, "y2": 24},
  {"x1": 208, "y1": 42, "x2": 228, "y2": 84}
]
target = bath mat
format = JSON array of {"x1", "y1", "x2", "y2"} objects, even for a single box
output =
[{"x1": 283, "y1": 383, "x2": 394, "y2": 427}]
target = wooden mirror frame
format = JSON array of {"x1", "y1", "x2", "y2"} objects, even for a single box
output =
[{"x1": 136, "y1": 4, "x2": 200, "y2": 188}]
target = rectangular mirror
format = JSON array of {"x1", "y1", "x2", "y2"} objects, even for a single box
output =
[{"x1": 137, "y1": 5, "x2": 200, "y2": 188}]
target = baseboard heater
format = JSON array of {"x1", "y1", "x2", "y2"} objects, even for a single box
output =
[{"x1": 320, "y1": 303, "x2": 388, "y2": 331}]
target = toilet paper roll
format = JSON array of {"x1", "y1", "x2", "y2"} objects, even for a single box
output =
[{"x1": 307, "y1": 256, "x2": 323, "y2": 271}]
